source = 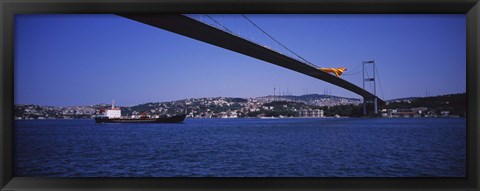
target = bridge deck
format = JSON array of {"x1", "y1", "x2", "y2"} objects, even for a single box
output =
[{"x1": 119, "y1": 14, "x2": 384, "y2": 104}]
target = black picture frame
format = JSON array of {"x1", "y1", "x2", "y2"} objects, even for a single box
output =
[{"x1": 1, "y1": 0, "x2": 479, "y2": 190}]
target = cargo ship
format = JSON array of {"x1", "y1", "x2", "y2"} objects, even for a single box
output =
[{"x1": 94, "y1": 101, "x2": 186, "y2": 123}]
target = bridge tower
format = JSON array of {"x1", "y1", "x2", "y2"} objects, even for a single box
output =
[{"x1": 362, "y1": 60, "x2": 378, "y2": 116}]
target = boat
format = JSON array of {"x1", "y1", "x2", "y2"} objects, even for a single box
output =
[
  {"x1": 94, "y1": 101, "x2": 186, "y2": 123},
  {"x1": 94, "y1": 114, "x2": 186, "y2": 123}
]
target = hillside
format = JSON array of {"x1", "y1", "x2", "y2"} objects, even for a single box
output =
[{"x1": 383, "y1": 93, "x2": 466, "y2": 116}]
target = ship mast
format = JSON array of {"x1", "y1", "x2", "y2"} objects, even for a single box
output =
[{"x1": 112, "y1": 100, "x2": 115, "y2": 109}]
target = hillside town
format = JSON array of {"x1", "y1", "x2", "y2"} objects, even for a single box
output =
[{"x1": 14, "y1": 93, "x2": 465, "y2": 120}]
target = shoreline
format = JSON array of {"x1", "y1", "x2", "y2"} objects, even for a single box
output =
[{"x1": 15, "y1": 116, "x2": 465, "y2": 121}]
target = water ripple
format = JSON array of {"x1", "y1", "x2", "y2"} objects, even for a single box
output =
[{"x1": 14, "y1": 118, "x2": 466, "y2": 177}]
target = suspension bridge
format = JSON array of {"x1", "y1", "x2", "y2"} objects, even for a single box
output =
[{"x1": 118, "y1": 14, "x2": 385, "y2": 115}]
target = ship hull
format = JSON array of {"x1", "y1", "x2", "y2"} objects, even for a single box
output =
[{"x1": 94, "y1": 114, "x2": 187, "y2": 123}]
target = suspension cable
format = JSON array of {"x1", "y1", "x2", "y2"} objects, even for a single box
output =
[
  {"x1": 344, "y1": 62, "x2": 362, "y2": 74},
  {"x1": 342, "y1": 71, "x2": 362, "y2": 76},
  {"x1": 365, "y1": 67, "x2": 374, "y2": 93},
  {"x1": 204, "y1": 14, "x2": 235, "y2": 34},
  {"x1": 375, "y1": 65, "x2": 385, "y2": 100},
  {"x1": 241, "y1": 14, "x2": 316, "y2": 67}
]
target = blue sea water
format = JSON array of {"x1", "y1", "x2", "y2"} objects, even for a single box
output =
[{"x1": 14, "y1": 118, "x2": 466, "y2": 177}]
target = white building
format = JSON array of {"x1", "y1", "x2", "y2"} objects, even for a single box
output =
[
  {"x1": 298, "y1": 109, "x2": 324, "y2": 118},
  {"x1": 441, "y1": 111, "x2": 450, "y2": 117}
]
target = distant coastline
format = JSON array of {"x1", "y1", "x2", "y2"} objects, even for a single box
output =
[{"x1": 14, "y1": 93, "x2": 466, "y2": 120}]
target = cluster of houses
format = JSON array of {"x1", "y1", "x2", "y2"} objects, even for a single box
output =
[{"x1": 380, "y1": 107, "x2": 456, "y2": 118}]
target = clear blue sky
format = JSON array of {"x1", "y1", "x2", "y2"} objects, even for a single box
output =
[{"x1": 14, "y1": 14, "x2": 466, "y2": 106}]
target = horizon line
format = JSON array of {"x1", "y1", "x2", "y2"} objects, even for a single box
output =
[{"x1": 14, "y1": 92, "x2": 466, "y2": 108}]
